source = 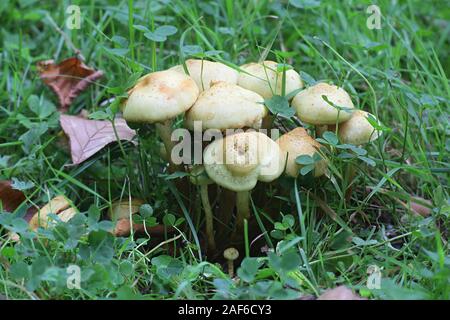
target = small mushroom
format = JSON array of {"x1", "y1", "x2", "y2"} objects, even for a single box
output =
[
  {"x1": 238, "y1": 60, "x2": 303, "y2": 99},
  {"x1": 109, "y1": 198, "x2": 145, "y2": 221},
  {"x1": 184, "y1": 81, "x2": 267, "y2": 131},
  {"x1": 337, "y1": 111, "x2": 382, "y2": 202},
  {"x1": 108, "y1": 198, "x2": 145, "y2": 236},
  {"x1": 29, "y1": 195, "x2": 77, "y2": 230},
  {"x1": 190, "y1": 165, "x2": 216, "y2": 252},
  {"x1": 170, "y1": 59, "x2": 238, "y2": 92},
  {"x1": 223, "y1": 247, "x2": 239, "y2": 277},
  {"x1": 276, "y1": 128, "x2": 328, "y2": 178},
  {"x1": 203, "y1": 131, "x2": 285, "y2": 235},
  {"x1": 292, "y1": 83, "x2": 355, "y2": 128},
  {"x1": 338, "y1": 110, "x2": 381, "y2": 145},
  {"x1": 123, "y1": 69, "x2": 199, "y2": 168}
]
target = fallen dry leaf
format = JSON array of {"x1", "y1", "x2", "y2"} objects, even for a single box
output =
[
  {"x1": 37, "y1": 57, "x2": 103, "y2": 112},
  {"x1": 317, "y1": 286, "x2": 365, "y2": 300},
  {"x1": 60, "y1": 115, "x2": 136, "y2": 165},
  {"x1": 409, "y1": 197, "x2": 433, "y2": 217},
  {"x1": 0, "y1": 181, "x2": 26, "y2": 212}
]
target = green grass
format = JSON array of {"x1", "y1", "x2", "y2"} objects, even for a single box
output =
[{"x1": 0, "y1": 0, "x2": 449, "y2": 300}]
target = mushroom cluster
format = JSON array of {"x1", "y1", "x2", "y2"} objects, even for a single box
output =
[{"x1": 122, "y1": 58, "x2": 382, "y2": 256}]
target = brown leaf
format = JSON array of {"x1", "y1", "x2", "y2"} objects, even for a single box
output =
[
  {"x1": 0, "y1": 181, "x2": 26, "y2": 212},
  {"x1": 409, "y1": 197, "x2": 432, "y2": 217},
  {"x1": 37, "y1": 57, "x2": 103, "y2": 112},
  {"x1": 317, "y1": 286, "x2": 366, "y2": 300},
  {"x1": 60, "y1": 115, "x2": 136, "y2": 165}
]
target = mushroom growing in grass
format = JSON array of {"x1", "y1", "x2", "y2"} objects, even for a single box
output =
[
  {"x1": 170, "y1": 59, "x2": 238, "y2": 92},
  {"x1": 223, "y1": 247, "x2": 239, "y2": 277},
  {"x1": 337, "y1": 110, "x2": 382, "y2": 201},
  {"x1": 29, "y1": 195, "x2": 77, "y2": 231},
  {"x1": 184, "y1": 81, "x2": 267, "y2": 131},
  {"x1": 190, "y1": 165, "x2": 216, "y2": 252},
  {"x1": 292, "y1": 83, "x2": 355, "y2": 136},
  {"x1": 276, "y1": 128, "x2": 328, "y2": 178},
  {"x1": 203, "y1": 131, "x2": 286, "y2": 235},
  {"x1": 238, "y1": 60, "x2": 303, "y2": 99},
  {"x1": 123, "y1": 69, "x2": 199, "y2": 168},
  {"x1": 108, "y1": 198, "x2": 145, "y2": 236},
  {"x1": 338, "y1": 110, "x2": 381, "y2": 145}
]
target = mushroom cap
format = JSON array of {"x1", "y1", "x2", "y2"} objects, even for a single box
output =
[
  {"x1": 223, "y1": 247, "x2": 239, "y2": 260},
  {"x1": 29, "y1": 195, "x2": 72, "y2": 230},
  {"x1": 109, "y1": 198, "x2": 145, "y2": 221},
  {"x1": 203, "y1": 131, "x2": 285, "y2": 192},
  {"x1": 292, "y1": 83, "x2": 355, "y2": 125},
  {"x1": 184, "y1": 82, "x2": 267, "y2": 130},
  {"x1": 338, "y1": 110, "x2": 381, "y2": 145},
  {"x1": 170, "y1": 59, "x2": 238, "y2": 92},
  {"x1": 238, "y1": 60, "x2": 303, "y2": 99},
  {"x1": 123, "y1": 70, "x2": 199, "y2": 123},
  {"x1": 276, "y1": 128, "x2": 328, "y2": 178}
]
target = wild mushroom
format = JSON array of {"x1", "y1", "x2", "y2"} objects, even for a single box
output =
[
  {"x1": 223, "y1": 247, "x2": 239, "y2": 277},
  {"x1": 190, "y1": 165, "x2": 216, "y2": 252},
  {"x1": 108, "y1": 198, "x2": 144, "y2": 236},
  {"x1": 337, "y1": 110, "x2": 382, "y2": 202},
  {"x1": 184, "y1": 81, "x2": 267, "y2": 131},
  {"x1": 170, "y1": 59, "x2": 238, "y2": 92},
  {"x1": 123, "y1": 69, "x2": 199, "y2": 168},
  {"x1": 276, "y1": 128, "x2": 328, "y2": 178},
  {"x1": 238, "y1": 60, "x2": 303, "y2": 99},
  {"x1": 203, "y1": 131, "x2": 285, "y2": 235},
  {"x1": 29, "y1": 195, "x2": 77, "y2": 231},
  {"x1": 292, "y1": 83, "x2": 355, "y2": 136},
  {"x1": 338, "y1": 110, "x2": 381, "y2": 145}
]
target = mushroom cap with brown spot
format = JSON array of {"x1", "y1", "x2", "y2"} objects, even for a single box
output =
[
  {"x1": 170, "y1": 59, "x2": 238, "y2": 92},
  {"x1": 338, "y1": 110, "x2": 381, "y2": 145},
  {"x1": 203, "y1": 131, "x2": 285, "y2": 192},
  {"x1": 276, "y1": 128, "x2": 328, "y2": 178},
  {"x1": 292, "y1": 83, "x2": 355, "y2": 125},
  {"x1": 123, "y1": 70, "x2": 199, "y2": 123},
  {"x1": 238, "y1": 60, "x2": 303, "y2": 99},
  {"x1": 184, "y1": 82, "x2": 268, "y2": 130}
]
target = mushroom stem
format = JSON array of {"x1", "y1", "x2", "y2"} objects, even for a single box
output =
[
  {"x1": 200, "y1": 184, "x2": 216, "y2": 252},
  {"x1": 315, "y1": 125, "x2": 328, "y2": 137},
  {"x1": 227, "y1": 260, "x2": 234, "y2": 277},
  {"x1": 155, "y1": 120, "x2": 180, "y2": 171},
  {"x1": 235, "y1": 191, "x2": 250, "y2": 235}
]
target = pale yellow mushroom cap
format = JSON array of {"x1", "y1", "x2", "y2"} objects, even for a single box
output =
[
  {"x1": 29, "y1": 195, "x2": 77, "y2": 230},
  {"x1": 276, "y1": 128, "x2": 328, "y2": 178},
  {"x1": 203, "y1": 132, "x2": 285, "y2": 191},
  {"x1": 108, "y1": 199, "x2": 145, "y2": 221},
  {"x1": 238, "y1": 60, "x2": 303, "y2": 99},
  {"x1": 123, "y1": 70, "x2": 199, "y2": 123},
  {"x1": 184, "y1": 82, "x2": 268, "y2": 130},
  {"x1": 292, "y1": 83, "x2": 355, "y2": 125},
  {"x1": 338, "y1": 110, "x2": 381, "y2": 145},
  {"x1": 223, "y1": 247, "x2": 239, "y2": 260},
  {"x1": 170, "y1": 59, "x2": 238, "y2": 92}
]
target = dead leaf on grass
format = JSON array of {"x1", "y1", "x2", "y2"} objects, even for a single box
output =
[
  {"x1": 317, "y1": 286, "x2": 366, "y2": 300},
  {"x1": 37, "y1": 57, "x2": 103, "y2": 112},
  {"x1": 60, "y1": 114, "x2": 136, "y2": 165},
  {"x1": 0, "y1": 181, "x2": 26, "y2": 212}
]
